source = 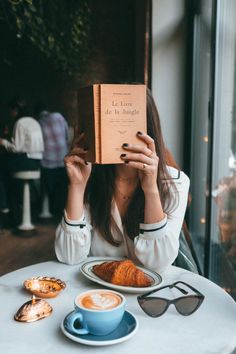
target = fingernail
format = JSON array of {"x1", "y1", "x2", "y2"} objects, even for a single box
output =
[
  {"x1": 120, "y1": 154, "x2": 126, "y2": 157},
  {"x1": 122, "y1": 143, "x2": 129, "y2": 147},
  {"x1": 137, "y1": 131, "x2": 143, "y2": 135},
  {"x1": 83, "y1": 147, "x2": 88, "y2": 151},
  {"x1": 125, "y1": 160, "x2": 129, "y2": 164},
  {"x1": 85, "y1": 161, "x2": 88, "y2": 165}
]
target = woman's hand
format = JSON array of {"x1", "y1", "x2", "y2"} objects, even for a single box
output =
[
  {"x1": 64, "y1": 133, "x2": 91, "y2": 189},
  {"x1": 120, "y1": 131, "x2": 159, "y2": 194}
]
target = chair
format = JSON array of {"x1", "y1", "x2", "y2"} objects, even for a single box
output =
[
  {"x1": 165, "y1": 148, "x2": 202, "y2": 274},
  {"x1": 174, "y1": 230, "x2": 201, "y2": 274},
  {"x1": 13, "y1": 170, "x2": 40, "y2": 231}
]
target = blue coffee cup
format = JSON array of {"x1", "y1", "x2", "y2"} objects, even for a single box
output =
[{"x1": 65, "y1": 289, "x2": 126, "y2": 336}]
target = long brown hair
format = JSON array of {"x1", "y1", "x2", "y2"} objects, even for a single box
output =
[{"x1": 84, "y1": 88, "x2": 176, "y2": 246}]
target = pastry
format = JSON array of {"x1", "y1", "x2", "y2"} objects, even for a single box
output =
[{"x1": 93, "y1": 259, "x2": 152, "y2": 287}]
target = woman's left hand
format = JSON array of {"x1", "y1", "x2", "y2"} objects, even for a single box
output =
[{"x1": 120, "y1": 131, "x2": 159, "y2": 194}]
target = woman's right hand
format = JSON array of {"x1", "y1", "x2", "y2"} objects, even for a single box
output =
[
  {"x1": 64, "y1": 150, "x2": 91, "y2": 188},
  {"x1": 64, "y1": 133, "x2": 91, "y2": 188}
]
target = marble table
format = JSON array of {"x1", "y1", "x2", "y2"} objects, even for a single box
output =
[{"x1": 0, "y1": 259, "x2": 236, "y2": 354}]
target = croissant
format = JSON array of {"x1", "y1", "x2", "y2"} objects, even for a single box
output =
[{"x1": 93, "y1": 260, "x2": 153, "y2": 287}]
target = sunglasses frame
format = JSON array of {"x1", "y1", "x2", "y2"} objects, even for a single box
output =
[{"x1": 137, "y1": 281, "x2": 205, "y2": 317}]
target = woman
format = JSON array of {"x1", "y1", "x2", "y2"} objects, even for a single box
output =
[{"x1": 55, "y1": 88, "x2": 190, "y2": 272}]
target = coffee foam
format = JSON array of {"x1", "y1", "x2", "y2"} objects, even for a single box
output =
[{"x1": 78, "y1": 291, "x2": 122, "y2": 310}]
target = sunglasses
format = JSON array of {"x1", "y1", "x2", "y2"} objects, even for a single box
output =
[{"x1": 137, "y1": 281, "x2": 204, "y2": 317}]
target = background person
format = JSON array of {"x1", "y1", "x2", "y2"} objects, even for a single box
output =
[
  {"x1": 0, "y1": 99, "x2": 44, "y2": 226},
  {"x1": 0, "y1": 110, "x2": 11, "y2": 228},
  {"x1": 35, "y1": 103, "x2": 69, "y2": 217}
]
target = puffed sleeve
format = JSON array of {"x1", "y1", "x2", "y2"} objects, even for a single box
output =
[
  {"x1": 134, "y1": 169, "x2": 190, "y2": 272},
  {"x1": 54, "y1": 209, "x2": 92, "y2": 265}
]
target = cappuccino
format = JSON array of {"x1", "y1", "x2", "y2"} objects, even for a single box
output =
[
  {"x1": 66, "y1": 289, "x2": 126, "y2": 335},
  {"x1": 78, "y1": 290, "x2": 122, "y2": 310}
]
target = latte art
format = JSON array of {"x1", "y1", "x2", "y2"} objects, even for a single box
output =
[{"x1": 79, "y1": 291, "x2": 122, "y2": 310}]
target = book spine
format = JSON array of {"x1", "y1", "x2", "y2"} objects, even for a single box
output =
[{"x1": 93, "y1": 84, "x2": 101, "y2": 163}]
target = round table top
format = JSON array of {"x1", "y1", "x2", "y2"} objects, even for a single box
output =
[{"x1": 0, "y1": 259, "x2": 236, "y2": 354}]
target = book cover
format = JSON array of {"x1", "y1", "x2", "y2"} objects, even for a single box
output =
[{"x1": 77, "y1": 84, "x2": 147, "y2": 164}]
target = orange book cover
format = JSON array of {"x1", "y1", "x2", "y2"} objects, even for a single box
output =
[{"x1": 77, "y1": 84, "x2": 147, "y2": 164}]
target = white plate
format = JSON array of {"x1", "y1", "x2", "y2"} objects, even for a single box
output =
[
  {"x1": 61, "y1": 310, "x2": 138, "y2": 346},
  {"x1": 80, "y1": 258, "x2": 162, "y2": 294}
]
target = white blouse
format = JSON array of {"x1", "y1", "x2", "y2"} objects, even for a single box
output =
[
  {"x1": 55, "y1": 166, "x2": 190, "y2": 272},
  {"x1": 1, "y1": 117, "x2": 44, "y2": 159}
]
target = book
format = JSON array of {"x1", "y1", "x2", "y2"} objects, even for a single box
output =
[{"x1": 77, "y1": 84, "x2": 147, "y2": 164}]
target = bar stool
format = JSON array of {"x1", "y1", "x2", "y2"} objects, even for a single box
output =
[
  {"x1": 39, "y1": 192, "x2": 53, "y2": 218},
  {"x1": 13, "y1": 170, "x2": 41, "y2": 231}
]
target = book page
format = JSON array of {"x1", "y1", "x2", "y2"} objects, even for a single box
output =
[{"x1": 100, "y1": 84, "x2": 147, "y2": 164}]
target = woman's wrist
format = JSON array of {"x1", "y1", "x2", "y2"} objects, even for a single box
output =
[
  {"x1": 65, "y1": 183, "x2": 86, "y2": 220},
  {"x1": 143, "y1": 185, "x2": 165, "y2": 223},
  {"x1": 142, "y1": 185, "x2": 160, "y2": 197},
  {"x1": 68, "y1": 182, "x2": 86, "y2": 193}
]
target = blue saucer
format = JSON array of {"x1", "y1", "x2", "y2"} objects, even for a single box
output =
[{"x1": 61, "y1": 310, "x2": 138, "y2": 346}]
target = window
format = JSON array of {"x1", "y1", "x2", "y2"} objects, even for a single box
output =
[
  {"x1": 190, "y1": 0, "x2": 236, "y2": 299},
  {"x1": 210, "y1": 0, "x2": 236, "y2": 298}
]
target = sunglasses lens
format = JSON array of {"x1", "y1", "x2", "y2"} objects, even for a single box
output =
[
  {"x1": 139, "y1": 298, "x2": 168, "y2": 317},
  {"x1": 175, "y1": 296, "x2": 201, "y2": 315}
]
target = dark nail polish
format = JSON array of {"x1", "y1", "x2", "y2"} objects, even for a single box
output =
[
  {"x1": 83, "y1": 147, "x2": 88, "y2": 151},
  {"x1": 85, "y1": 161, "x2": 88, "y2": 165},
  {"x1": 120, "y1": 154, "x2": 126, "y2": 157},
  {"x1": 122, "y1": 143, "x2": 129, "y2": 147},
  {"x1": 125, "y1": 160, "x2": 129, "y2": 164},
  {"x1": 137, "y1": 131, "x2": 143, "y2": 135}
]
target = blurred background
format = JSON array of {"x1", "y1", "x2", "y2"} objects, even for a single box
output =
[{"x1": 0, "y1": 0, "x2": 235, "y2": 300}]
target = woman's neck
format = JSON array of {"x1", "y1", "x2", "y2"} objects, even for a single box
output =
[
  {"x1": 115, "y1": 164, "x2": 138, "y2": 182},
  {"x1": 114, "y1": 165, "x2": 139, "y2": 219}
]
